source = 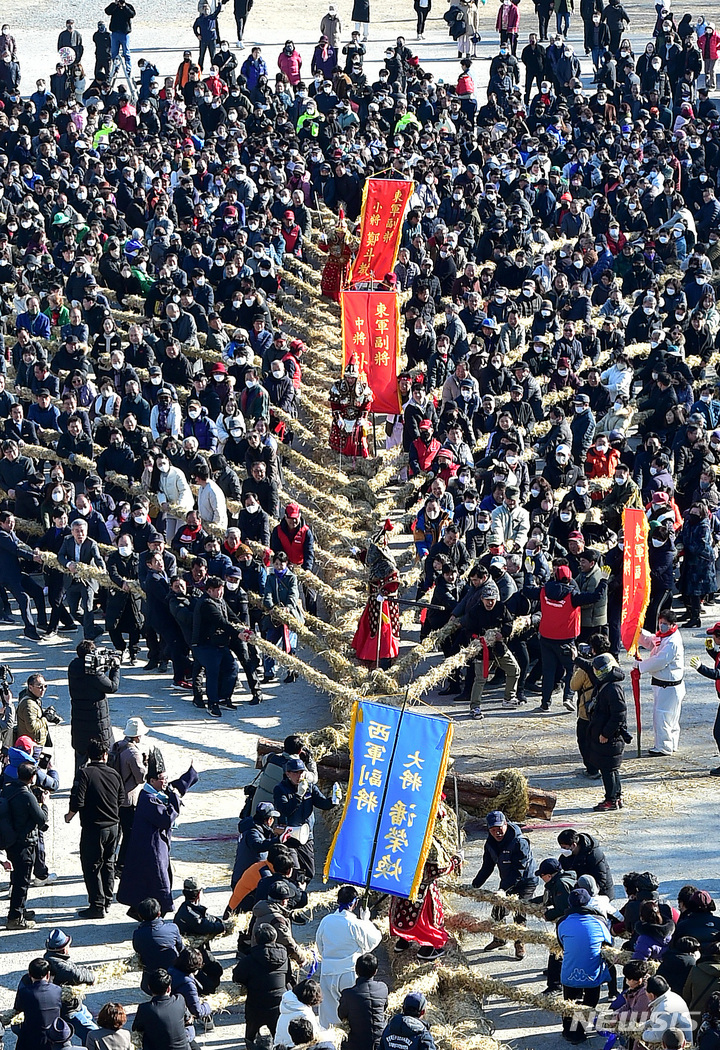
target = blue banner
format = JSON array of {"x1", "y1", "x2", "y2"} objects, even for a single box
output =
[{"x1": 324, "y1": 700, "x2": 453, "y2": 899}]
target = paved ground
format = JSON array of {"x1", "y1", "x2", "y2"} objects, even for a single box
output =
[
  {"x1": 2, "y1": 0, "x2": 719, "y2": 1045},
  {"x1": 0, "y1": 592, "x2": 718, "y2": 1049}
]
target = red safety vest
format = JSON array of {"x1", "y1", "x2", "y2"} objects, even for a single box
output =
[
  {"x1": 276, "y1": 521, "x2": 309, "y2": 565},
  {"x1": 540, "y1": 586, "x2": 580, "y2": 641}
]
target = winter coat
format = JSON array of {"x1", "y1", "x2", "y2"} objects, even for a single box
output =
[
  {"x1": 133, "y1": 917, "x2": 183, "y2": 970},
  {"x1": 587, "y1": 666, "x2": 628, "y2": 772},
  {"x1": 338, "y1": 975, "x2": 389, "y2": 1050},
  {"x1": 542, "y1": 869, "x2": 578, "y2": 922},
  {"x1": 674, "y1": 909, "x2": 720, "y2": 946},
  {"x1": 15, "y1": 688, "x2": 49, "y2": 745},
  {"x1": 232, "y1": 942, "x2": 292, "y2": 1033},
  {"x1": 559, "y1": 833, "x2": 615, "y2": 900},
  {"x1": 278, "y1": 48, "x2": 303, "y2": 84},
  {"x1": 683, "y1": 956, "x2": 720, "y2": 1014},
  {"x1": 232, "y1": 815, "x2": 276, "y2": 883},
  {"x1": 43, "y1": 949, "x2": 96, "y2": 986},
  {"x1": 679, "y1": 515, "x2": 716, "y2": 596},
  {"x1": 558, "y1": 909, "x2": 612, "y2": 988},
  {"x1": 274, "y1": 989, "x2": 327, "y2": 1047},
  {"x1": 67, "y1": 657, "x2": 119, "y2": 754},
  {"x1": 106, "y1": 551, "x2": 144, "y2": 631},
  {"x1": 633, "y1": 918, "x2": 675, "y2": 960},
  {"x1": 158, "y1": 466, "x2": 194, "y2": 515},
  {"x1": 351, "y1": 0, "x2": 370, "y2": 21},
  {"x1": 13, "y1": 976, "x2": 62, "y2": 1050},
  {"x1": 379, "y1": 1013, "x2": 436, "y2": 1050},
  {"x1": 117, "y1": 767, "x2": 198, "y2": 913},
  {"x1": 657, "y1": 949, "x2": 697, "y2": 996},
  {"x1": 643, "y1": 990, "x2": 693, "y2": 1043},
  {"x1": 472, "y1": 821, "x2": 537, "y2": 893}
]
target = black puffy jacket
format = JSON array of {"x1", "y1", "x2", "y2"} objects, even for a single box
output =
[
  {"x1": 67, "y1": 657, "x2": 119, "y2": 754},
  {"x1": 560, "y1": 832, "x2": 615, "y2": 901},
  {"x1": 232, "y1": 942, "x2": 291, "y2": 1028},
  {"x1": 338, "y1": 976, "x2": 389, "y2": 1050}
]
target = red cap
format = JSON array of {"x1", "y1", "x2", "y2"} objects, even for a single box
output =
[
  {"x1": 283, "y1": 209, "x2": 295, "y2": 220},
  {"x1": 568, "y1": 530, "x2": 584, "y2": 540},
  {"x1": 285, "y1": 501, "x2": 301, "y2": 517},
  {"x1": 556, "y1": 564, "x2": 572, "y2": 580},
  {"x1": 707, "y1": 622, "x2": 720, "y2": 635},
  {"x1": 560, "y1": 192, "x2": 572, "y2": 201},
  {"x1": 210, "y1": 361, "x2": 227, "y2": 374},
  {"x1": 419, "y1": 419, "x2": 433, "y2": 430},
  {"x1": 14, "y1": 735, "x2": 35, "y2": 754},
  {"x1": 225, "y1": 205, "x2": 237, "y2": 217}
]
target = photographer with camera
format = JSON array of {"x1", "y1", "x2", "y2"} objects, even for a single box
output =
[
  {"x1": 0, "y1": 760, "x2": 49, "y2": 929},
  {"x1": 3, "y1": 734, "x2": 59, "y2": 887},
  {"x1": 68, "y1": 641, "x2": 120, "y2": 775},
  {"x1": 16, "y1": 674, "x2": 62, "y2": 749}
]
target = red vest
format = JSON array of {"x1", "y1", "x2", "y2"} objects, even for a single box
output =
[
  {"x1": 412, "y1": 437, "x2": 440, "y2": 472},
  {"x1": 276, "y1": 521, "x2": 309, "y2": 565},
  {"x1": 540, "y1": 586, "x2": 580, "y2": 641}
]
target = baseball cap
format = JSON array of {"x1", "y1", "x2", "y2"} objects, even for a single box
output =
[
  {"x1": 403, "y1": 992, "x2": 427, "y2": 1016},
  {"x1": 536, "y1": 858, "x2": 562, "y2": 876},
  {"x1": 486, "y1": 810, "x2": 507, "y2": 828},
  {"x1": 183, "y1": 876, "x2": 203, "y2": 892},
  {"x1": 256, "y1": 802, "x2": 280, "y2": 819},
  {"x1": 286, "y1": 757, "x2": 306, "y2": 773}
]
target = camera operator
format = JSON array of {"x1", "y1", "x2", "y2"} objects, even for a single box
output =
[
  {"x1": 3, "y1": 734, "x2": 59, "y2": 886},
  {"x1": 16, "y1": 674, "x2": 62, "y2": 749},
  {"x1": 68, "y1": 641, "x2": 120, "y2": 775}
]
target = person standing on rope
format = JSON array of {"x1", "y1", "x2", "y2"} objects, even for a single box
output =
[{"x1": 471, "y1": 810, "x2": 538, "y2": 960}]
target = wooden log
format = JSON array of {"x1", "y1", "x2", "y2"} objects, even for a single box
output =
[{"x1": 255, "y1": 738, "x2": 557, "y2": 820}]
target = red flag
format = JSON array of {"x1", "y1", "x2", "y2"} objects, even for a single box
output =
[
  {"x1": 341, "y1": 290, "x2": 401, "y2": 414},
  {"x1": 621, "y1": 507, "x2": 650, "y2": 654},
  {"x1": 348, "y1": 178, "x2": 414, "y2": 286}
]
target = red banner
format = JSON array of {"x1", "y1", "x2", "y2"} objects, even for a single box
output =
[
  {"x1": 341, "y1": 290, "x2": 401, "y2": 415},
  {"x1": 621, "y1": 507, "x2": 651, "y2": 654},
  {"x1": 349, "y1": 178, "x2": 414, "y2": 286}
]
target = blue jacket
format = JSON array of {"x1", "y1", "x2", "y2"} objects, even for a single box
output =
[
  {"x1": 169, "y1": 967, "x2": 211, "y2": 1018},
  {"x1": 14, "y1": 975, "x2": 62, "y2": 1050},
  {"x1": 132, "y1": 917, "x2": 183, "y2": 970},
  {"x1": 3, "y1": 746, "x2": 59, "y2": 791},
  {"x1": 558, "y1": 910, "x2": 612, "y2": 988}
]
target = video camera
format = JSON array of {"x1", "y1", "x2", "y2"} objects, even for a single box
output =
[
  {"x1": 0, "y1": 664, "x2": 13, "y2": 688},
  {"x1": 84, "y1": 647, "x2": 122, "y2": 674}
]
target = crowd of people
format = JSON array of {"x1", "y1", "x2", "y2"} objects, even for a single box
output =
[{"x1": 0, "y1": 0, "x2": 717, "y2": 1043}]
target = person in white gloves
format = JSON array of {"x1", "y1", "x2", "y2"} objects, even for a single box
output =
[
  {"x1": 635, "y1": 609, "x2": 686, "y2": 756},
  {"x1": 315, "y1": 884, "x2": 382, "y2": 1027}
]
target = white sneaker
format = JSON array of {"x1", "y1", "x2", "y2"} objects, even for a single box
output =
[
  {"x1": 502, "y1": 699, "x2": 519, "y2": 709},
  {"x1": 41, "y1": 632, "x2": 62, "y2": 643},
  {"x1": 33, "y1": 873, "x2": 58, "y2": 886},
  {"x1": 236, "y1": 40, "x2": 245, "y2": 48}
]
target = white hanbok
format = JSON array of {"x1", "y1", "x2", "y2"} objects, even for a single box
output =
[
  {"x1": 637, "y1": 627, "x2": 686, "y2": 754},
  {"x1": 315, "y1": 908, "x2": 382, "y2": 1027}
]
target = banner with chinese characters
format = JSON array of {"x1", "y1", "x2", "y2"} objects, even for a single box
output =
[
  {"x1": 349, "y1": 178, "x2": 414, "y2": 286},
  {"x1": 621, "y1": 507, "x2": 650, "y2": 654},
  {"x1": 341, "y1": 290, "x2": 401, "y2": 415},
  {"x1": 324, "y1": 700, "x2": 453, "y2": 900}
]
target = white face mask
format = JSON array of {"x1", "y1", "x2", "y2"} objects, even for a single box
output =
[
  {"x1": 560, "y1": 511, "x2": 572, "y2": 522},
  {"x1": 188, "y1": 409, "x2": 200, "y2": 419},
  {"x1": 133, "y1": 513, "x2": 146, "y2": 524},
  {"x1": 559, "y1": 848, "x2": 574, "y2": 857},
  {"x1": 225, "y1": 580, "x2": 240, "y2": 591},
  {"x1": 118, "y1": 544, "x2": 132, "y2": 556},
  {"x1": 158, "y1": 461, "x2": 170, "y2": 473},
  {"x1": 478, "y1": 521, "x2": 490, "y2": 532},
  {"x1": 651, "y1": 537, "x2": 665, "y2": 547},
  {"x1": 614, "y1": 401, "x2": 623, "y2": 411},
  {"x1": 464, "y1": 502, "x2": 477, "y2": 512},
  {"x1": 52, "y1": 489, "x2": 64, "y2": 502},
  {"x1": 576, "y1": 485, "x2": 588, "y2": 496},
  {"x1": 246, "y1": 502, "x2": 259, "y2": 514}
]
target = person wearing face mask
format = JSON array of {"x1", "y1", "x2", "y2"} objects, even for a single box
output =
[
  {"x1": 677, "y1": 501, "x2": 716, "y2": 629},
  {"x1": 569, "y1": 394, "x2": 596, "y2": 466},
  {"x1": 598, "y1": 464, "x2": 643, "y2": 534},
  {"x1": 238, "y1": 492, "x2": 271, "y2": 547},
  {"x1": 153, "y1": 453, "x2": 194, "y2": 542},
  {"x1": 106, "y1": 533, "x2": 143, "y2": 664},
  {"x1": 557, "y1": 828, "x2": 615, "y2": 898},
  {"x1": 584, "y1": 437, "x2": 620, "y2": 498},
  {"x1": 635, "y1": 609, "x2": 687, "y2": 755},
  {"x1": 182, "y1": 399, "x2": 218, "y2": 453}
]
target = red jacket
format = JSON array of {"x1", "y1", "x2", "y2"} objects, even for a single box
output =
[
  {"x1": 496, "y1": 2, "x2": 520, "y2": 32},
  {"x1": 700, "y1": 31, "x2": 720, "y2": 60}
]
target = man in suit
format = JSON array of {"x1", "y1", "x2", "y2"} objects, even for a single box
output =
[
  {"x1": 3, "y1": 402, "x2": 39, "y2": 447},
  {"x1": 13, "y1": 958, "x2": 62, "y2": 1043},
  {"x1": 58, "y1": 517, "x2": 106, "y2": 640},
  {"x1": 0, "y1": 510, "x2": 47, "y2": 639}
]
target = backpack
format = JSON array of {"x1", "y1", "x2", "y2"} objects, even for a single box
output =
[
  {"x1": 0, "y1": 792, "x2": 17, "y2": 851},
  {"x1": 106, "y1": 741, "x2": 123, "y2": 774}
]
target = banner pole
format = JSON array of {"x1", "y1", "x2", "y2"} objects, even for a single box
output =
[{"x1": 363, "y1": 692, "x2": 409, "y2": 908}]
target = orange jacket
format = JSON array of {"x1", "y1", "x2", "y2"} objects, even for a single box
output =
[{"x1": 227, "y1": 858, "x2": 274, "y2": 912}]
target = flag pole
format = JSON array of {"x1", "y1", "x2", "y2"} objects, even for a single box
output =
[{"x1": 363, "y1": 691, "x2": 409, "y2": 909}]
